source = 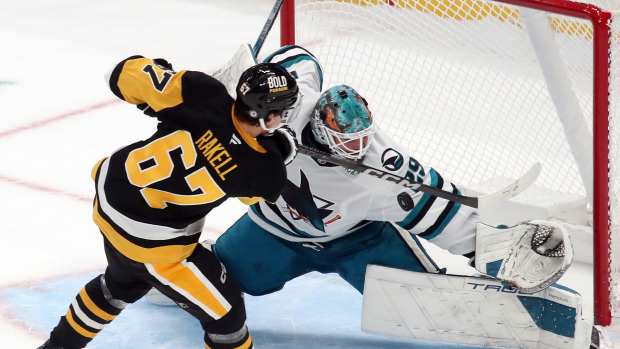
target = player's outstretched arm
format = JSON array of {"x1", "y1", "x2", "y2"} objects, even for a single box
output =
[{"x1": 107, "y1": 56, "x2": 187, "y2": 112}]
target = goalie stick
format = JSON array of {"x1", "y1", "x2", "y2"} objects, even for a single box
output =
[
  {"x1": 297, "y1": 144, "x2": 542, "y2": 209},
  {"x1": 248, "y1": 3, "x2": 541, "y2": 210}
]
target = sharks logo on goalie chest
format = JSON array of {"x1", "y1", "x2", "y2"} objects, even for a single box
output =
[{"x1": 280, "y1": 170, "x2": 337, "y2": 232}]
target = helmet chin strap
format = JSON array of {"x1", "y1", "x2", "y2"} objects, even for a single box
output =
[{"x1": 259, "y1": 118, "x2": 282, "y2": 134}]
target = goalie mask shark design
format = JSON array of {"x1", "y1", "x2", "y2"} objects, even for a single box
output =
[{"x1": 311, "y1": 85, "x2": 375, "y2": 160}]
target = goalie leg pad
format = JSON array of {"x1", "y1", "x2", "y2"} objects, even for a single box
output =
[
  {"x1": 362, "y1": 265, "x2": 592, "y2": 349},
  {"x1": 475, "y1": 220, "x2": 574, "y2": 293}
]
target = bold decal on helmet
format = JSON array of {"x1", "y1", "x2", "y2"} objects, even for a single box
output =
[
  {"x1": 236, "y1": 63, "x2": 299, "y2": 119},
  {"x1": 267, "y1": 75, "x2": 288, "y2": 90},
  {"x1": 381, "y1": 148, "x2": 404, "y2": 171}
]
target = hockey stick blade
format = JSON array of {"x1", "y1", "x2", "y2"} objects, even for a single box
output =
[
  {"x1": 297, "y1": 145, "x2": 541, "y2": 209},
  {"x1": 476, "y1": 162, "x2": 542, "y2": 211}
]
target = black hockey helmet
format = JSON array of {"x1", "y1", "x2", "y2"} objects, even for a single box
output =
[{"x1": 235, "y1": 63, "x2": 299, "y2": 120}]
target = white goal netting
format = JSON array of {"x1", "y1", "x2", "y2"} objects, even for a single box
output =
[{"x1": 289, "y1": 0, "x2": 620, "y2": 325}]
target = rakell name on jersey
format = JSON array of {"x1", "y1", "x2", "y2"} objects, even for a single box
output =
[{"x1": 195, "y1": 130, "x2": 238, "y2": 180}]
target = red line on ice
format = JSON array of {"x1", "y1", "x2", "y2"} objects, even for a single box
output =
[
  {"x1": 0, "y1": 174, "x2": 91, "y2": 203},
  {"x1": 0, "y1": 99, "x2": 120, "y2": 139},
  {"x1": 0, "y1": 99, "x2": 122, "y2": 201}
]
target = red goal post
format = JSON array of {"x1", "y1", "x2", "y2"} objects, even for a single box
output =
[{"x1": 279, "y1": 0, "x2": 618, "y2": 327}]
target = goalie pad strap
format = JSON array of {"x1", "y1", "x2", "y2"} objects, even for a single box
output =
[{"x1": 390, "y1": 223, "x2": 441, "y2": 274}]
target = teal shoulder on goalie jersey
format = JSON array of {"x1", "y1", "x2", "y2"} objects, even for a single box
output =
[
  {"x1": 263, "y1": 45, "x2": 324, "y2": 89},
  {"x1": 397, "y1": 168, "x2": 440, "y2": 230},
  {"x1": 397, "y1": 168, "x2": 462, "y2": 240}
]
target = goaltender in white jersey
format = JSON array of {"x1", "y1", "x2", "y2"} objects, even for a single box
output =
[
  {"x1": 253, "y1": 119, "x2": 476, "y2": 252},
  {"x1": 152, "y1": 44, "x2": 600, "y2": 349},
  {"x1": 251, "y1": 56, "x2": 476, "y2": 256}
]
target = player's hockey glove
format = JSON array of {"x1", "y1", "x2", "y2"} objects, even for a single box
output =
[
  {"x1": 259, "y1": 125, "x2": 298, "y2": 165},
  {"x1": 153, "y1": 58, "x2": 174, "y2": 71}
]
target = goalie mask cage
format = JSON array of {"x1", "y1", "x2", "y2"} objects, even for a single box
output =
[{"x1": 279, "y1": 0, "x2": 620, "y2": 327}]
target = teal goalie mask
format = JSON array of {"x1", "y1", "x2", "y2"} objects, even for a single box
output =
[{"x1": 311, "y1": 85, "x2": 375, "y2": 160}]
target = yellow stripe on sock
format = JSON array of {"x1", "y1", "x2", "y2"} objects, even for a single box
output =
[
  {"x1": 235, "y1": 335, "x2": 253, "y2": 349},
  {"x1": 65, "y1": 309, "x2": 97, "y2": 338},
  {"x1": 79, "y1": 288, "x2": 116, "y2": 322},
  {"x1": 152, "y1": 262, "x2": 230, "y2": 319}
]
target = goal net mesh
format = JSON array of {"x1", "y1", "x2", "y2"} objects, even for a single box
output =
[{"x1": 290, "y1": 0, "x2": 619, "y2": 323}]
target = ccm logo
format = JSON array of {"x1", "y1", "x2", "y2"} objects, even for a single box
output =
[{"x1": 268, "y1": 76, "x2": 288, "y2": 89}]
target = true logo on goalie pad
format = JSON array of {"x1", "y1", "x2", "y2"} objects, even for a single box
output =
[{"x1": 467, "y1": 282, "x2": 526, "y2": 293}]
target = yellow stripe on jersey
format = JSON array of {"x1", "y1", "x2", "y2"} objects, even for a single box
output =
[
  {"x1": 79, "y1": 288, "x2": 116, "y2": 322},
  {"x1": 93, "y1": 199, "x2": 197, "y2": 264},
  {"x1": 116, "y1": 57, "x2": 186, "y2": 112},
  {"x1": 235, "y1": 335, "x2": 253, "y2": 349},
  {"x1": 91, "y1": 158, "x2": 106, "y2": 181},
  {"x1": 231, "y1": 105, "x2": 266, "y2": 154},
  {"x1": 65, "y1": 309, "x2": 97, "y2": 338},
  {"x1": 238, "y1": 197, "x2": 262, "y2": 205},
  {"x1": 150, "y1": 262, "x2": 231, "y2": 319}
]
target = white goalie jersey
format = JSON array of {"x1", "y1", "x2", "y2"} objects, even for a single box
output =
[{"x1": 251, "y1": 46, "x2": 479, "y2": 255}]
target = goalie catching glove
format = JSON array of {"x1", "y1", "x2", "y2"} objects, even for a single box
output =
[
  {"x1": 475, "y1": 220, "x2": 574, "y2": 294},
  {"x1": 258, "y1": 125, "x2": 298, "y2": 165}
]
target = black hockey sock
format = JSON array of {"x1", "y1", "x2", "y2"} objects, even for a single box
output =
[
  {"x1": 48, "y1": 275, "x2": 125, "y2": 349},
  {"x1": 204, "y1": 324, "x2": 253, "y2": 349}
]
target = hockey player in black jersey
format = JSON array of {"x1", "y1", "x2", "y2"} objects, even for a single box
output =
[{"x1": 37, "y1": 56, "x2": 299, "y2": 349}]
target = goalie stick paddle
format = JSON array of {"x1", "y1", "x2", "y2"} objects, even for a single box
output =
[{"x1": 297, "y1": 144, "x2": 542, "y2": 209}]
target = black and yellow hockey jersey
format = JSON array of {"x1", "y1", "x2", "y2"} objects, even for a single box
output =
[{"x1": 91, "y1": 56, "x2": 286, "y2": 264}]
